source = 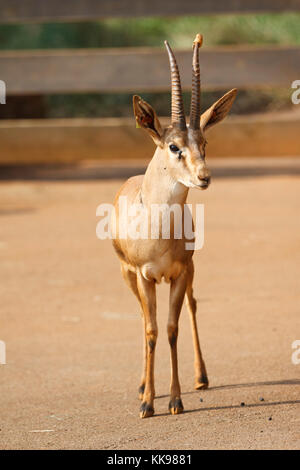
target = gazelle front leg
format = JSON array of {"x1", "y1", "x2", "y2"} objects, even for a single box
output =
[
  {"x1": 136, "y1": 271, "x2": 157, "y2": 418},
  {"x1": 168, "y1": 269, "x2": 187, "y2": 415},
  {"x1": 138, "y1": 315, "x2": 149, "y2": 400}
]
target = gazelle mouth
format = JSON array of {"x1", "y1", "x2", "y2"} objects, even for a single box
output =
[{"x1": 197, "y1": 182, "x2": 210, "y2": 190}]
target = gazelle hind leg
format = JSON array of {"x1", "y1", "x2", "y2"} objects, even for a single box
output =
[
  {"x1": 120, "y1": 263, "x2": 147, "y2": 400},
  {"x1": 185, "y1": 260, "x2": 209, "y2": 390}
]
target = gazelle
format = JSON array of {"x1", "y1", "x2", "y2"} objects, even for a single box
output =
[{"x1": 111, "y1": 34, "x2": 236, "y2": 418}]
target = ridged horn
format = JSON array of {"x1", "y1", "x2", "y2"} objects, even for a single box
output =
[
  {"x1": 164, "y1": 40, "x2": 186, "y2": 130},
  {"x1": 189, "y1": 33, "x2": 203, "y2": 130}
]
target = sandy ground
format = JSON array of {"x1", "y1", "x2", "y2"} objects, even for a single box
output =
[{"x1": 0, "y1": 157, "x2": 299, "y2": 450}]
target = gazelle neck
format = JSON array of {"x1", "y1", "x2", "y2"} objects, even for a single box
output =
[{"x1": 141, "y1": 147, "x2": 189, "y2": 207}]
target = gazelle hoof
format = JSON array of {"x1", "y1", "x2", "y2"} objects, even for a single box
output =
[
  {"x1": 140, "y1": 402, "x2": 154, "y2": 418},
  {"x1": 169, "y1": 398, "x2": 184, "y2": 415},
  {"x1": 195, "y1": 377, "x2": 209, "y2": 390}
]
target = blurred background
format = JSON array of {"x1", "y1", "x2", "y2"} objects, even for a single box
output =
[
  {"x1": 0, "y1": 1, "x2": 300, "y2": 164},
  {"x1": 1, "y1": 2, "x2": 300, "y2": 450},
  {"x1": 1, "y1": 12, "x2": 300, "y2": 118}
]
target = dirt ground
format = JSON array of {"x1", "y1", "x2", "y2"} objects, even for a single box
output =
[{"x1": 0, "y1": 157, "x2": 299, "y2": 450}]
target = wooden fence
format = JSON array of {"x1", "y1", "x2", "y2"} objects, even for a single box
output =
[
  {"x1": 0, "y1": 0, "x2": 300, "y2": 164},
  {"x1": 1, "y1": 0, "x2": 300, "y2": 22}
]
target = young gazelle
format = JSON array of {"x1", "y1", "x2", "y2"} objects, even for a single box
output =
[{"x1": 112, "y1": 34, "x2": 236, "y2": 418}]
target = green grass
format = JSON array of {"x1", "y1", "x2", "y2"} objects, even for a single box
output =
[
  {"x1": 0, "y1": 13, "x2": 300, "y2": 50},
  {"x1": 45, "y1": 88, "x2": 292, "y2": 119}
]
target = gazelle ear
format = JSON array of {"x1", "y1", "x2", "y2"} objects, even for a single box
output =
[
  {"x1": 200, "y1": 88, "x2": 237, "y2": 132},
  {"x1": 133, "y1": 95, "x2": 163, "y2": 147}
]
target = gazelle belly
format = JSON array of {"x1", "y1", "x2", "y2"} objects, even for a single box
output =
[{"x1": 140, "y1": 250, "x2": 186, "y2": 284}]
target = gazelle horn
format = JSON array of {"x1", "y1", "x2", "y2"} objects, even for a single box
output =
[
  {"x1": 164, "y1": 40, "x2": 186, "y2": 130},
  {"x1": 189, "y1": 33, "x2": 203, "y2": 130}
]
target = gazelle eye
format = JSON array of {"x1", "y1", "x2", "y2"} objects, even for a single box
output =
[{"x1": 169, "y1": 144, "x2": 180, "y2": 153}]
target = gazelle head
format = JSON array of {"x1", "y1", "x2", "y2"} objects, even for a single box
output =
[{"x1": 133, "y1": 34, "x2": 237, "y2": 190}]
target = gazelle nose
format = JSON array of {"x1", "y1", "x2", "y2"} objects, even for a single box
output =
[
  {"x1": 200, "y1": 176, "x2": 210, "y2": 184},
  {"x1": 198, "y1": 175, "x2": 211, "y2": 186}
]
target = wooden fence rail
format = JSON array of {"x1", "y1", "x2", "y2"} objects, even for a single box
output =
[
  {"x1": 1, "y1": 0, "x2": 300, "y2": 23},
  {"x1": 1, "y1": 111, "x2": 300, "y2": 164},
  {"x1": 2, "y1": 45, "x2": 300, "y2": 95}
]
